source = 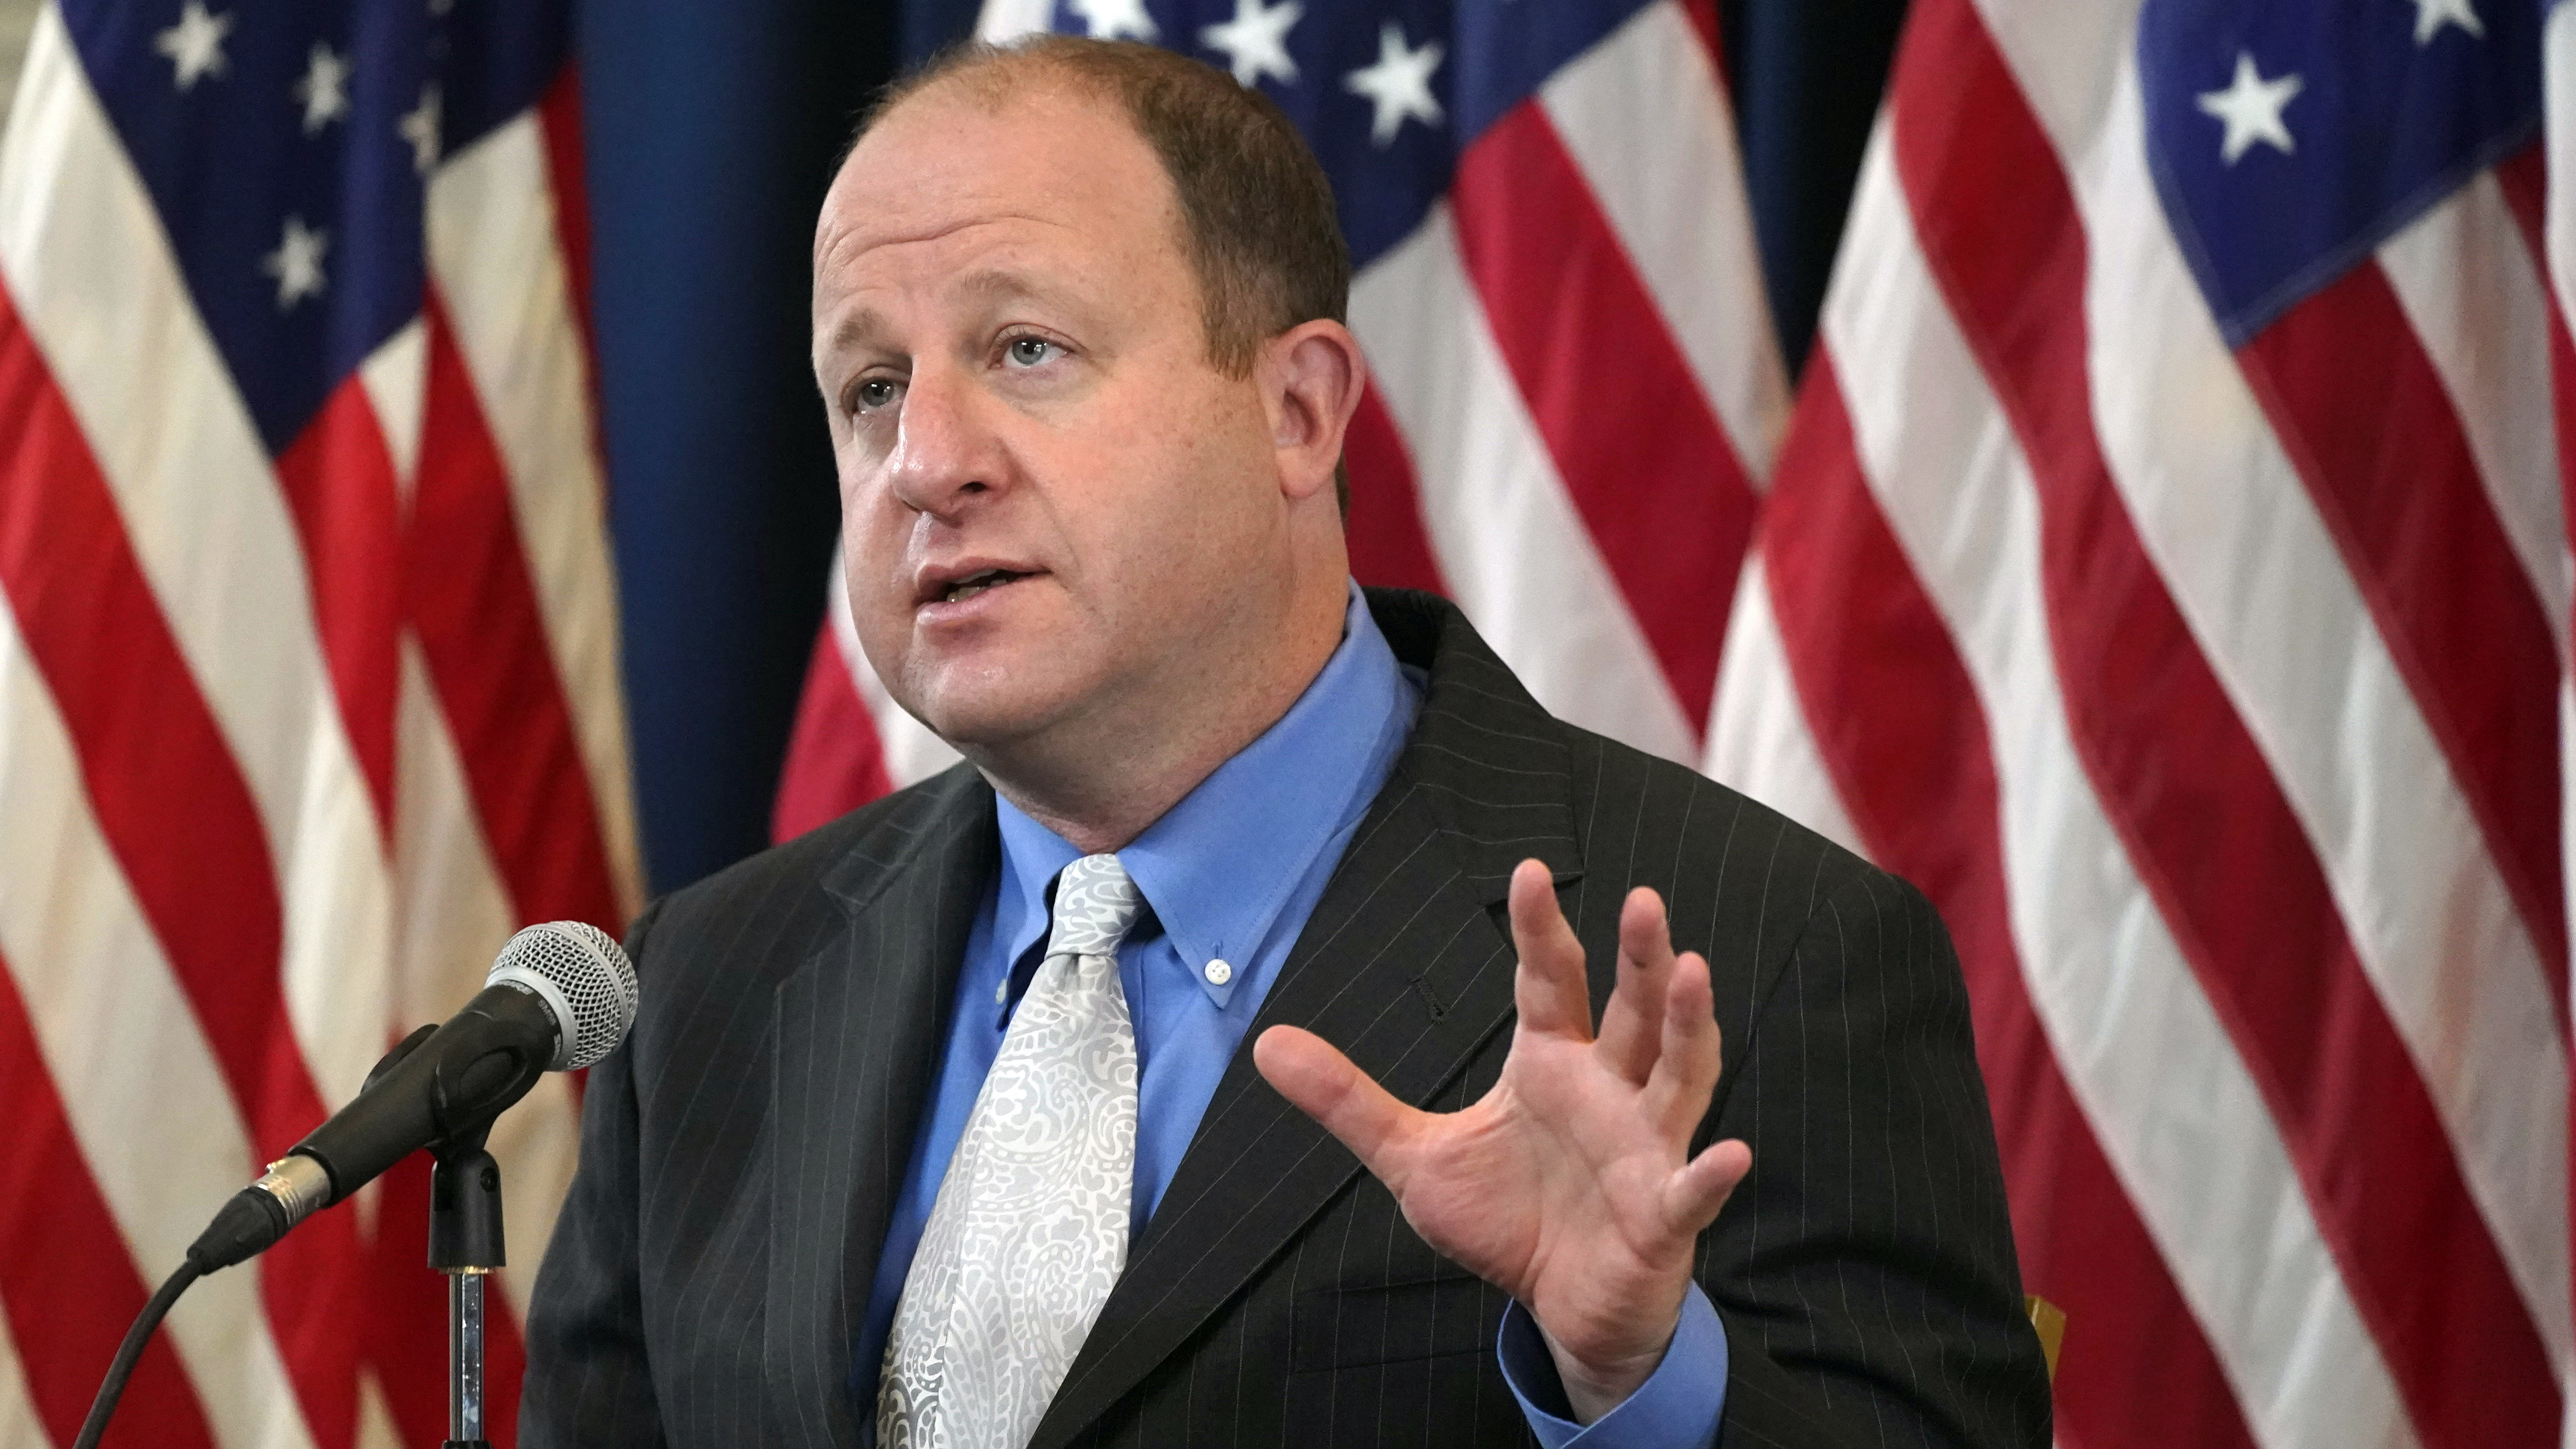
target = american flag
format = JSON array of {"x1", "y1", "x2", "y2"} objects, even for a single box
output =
[
  {"x1": 1713, "y1": 0, "x2": 2573, "y2": 1443},
  {"x1": 777, "y1": 0, "x2": 2576, "y2": 1445},
  {"x1": 0, "y1": 0, "x2": 638, "y2": 1445}
]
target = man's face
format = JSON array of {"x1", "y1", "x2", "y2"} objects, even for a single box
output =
[{"x1": 812, "y1": 82, "x2": 1291, "y2": 753}]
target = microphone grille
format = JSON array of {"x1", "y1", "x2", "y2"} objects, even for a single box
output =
[{"x1": 487, "y1": 921, "x2": 640, "y2": 1070}]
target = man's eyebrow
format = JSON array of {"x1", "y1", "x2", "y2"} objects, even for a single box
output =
[
  {"x1": 818, "y1": 307, "x2": 891, "y2": 358},
  {"x1": 817, "y1": 268, "x2": 1077, "y2": 364},
  {"x1": 951, "y1": 268, "x2": 1054, "y2": 309}
]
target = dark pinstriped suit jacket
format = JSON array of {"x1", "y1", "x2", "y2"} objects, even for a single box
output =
[{"x1": 523, "y1": 590, "x2": 2051, "y2": 1448}]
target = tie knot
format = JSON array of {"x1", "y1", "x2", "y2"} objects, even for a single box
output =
[{"x1": 1046, "y1": 853, "x2": 1145, "y2": 960}]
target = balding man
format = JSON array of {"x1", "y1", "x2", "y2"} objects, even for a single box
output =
[{"x1": 525, "y1": 36, "x2": 2049, "y2": 1449}]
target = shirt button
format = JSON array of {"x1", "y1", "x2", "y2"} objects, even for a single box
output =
[{"x1": 1204, "y1": 959, "x2": 1233, "y2": 987}]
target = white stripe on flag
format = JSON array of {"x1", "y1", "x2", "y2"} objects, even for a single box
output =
[
  {"x1": 358, "y1": 319, "x2": 429, "y2": 502},
  {"x1": 1702, "y1": 550, "x2": 1865, "y2": 857}
]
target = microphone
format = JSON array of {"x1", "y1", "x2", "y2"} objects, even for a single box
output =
[{"x1": 185, "y1": 921, "x2": 638, "y2": 1273}]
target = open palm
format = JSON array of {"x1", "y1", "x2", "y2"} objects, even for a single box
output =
[{"x1": 1254, "y1": 858, "x2": 1752, "y2": 1421}]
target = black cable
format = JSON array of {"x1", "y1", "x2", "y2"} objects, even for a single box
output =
[{"x1": 74, "y1": 1258, "x2": 202, "y2": 1449}]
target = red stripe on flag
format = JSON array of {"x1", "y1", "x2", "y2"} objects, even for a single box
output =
[
  {"x1": 0, "y1": 948, "x2": 220, "y2": 1449},
  {"x1": 0, "y1": 284, "x2": 368, "y2": 1449},
  {"x1": 1887, "y1": 4, "x2": 2561, "y2": 1444},
  {"x1": 1765, "y1": 354, "x2": 2259, "y2": 1449},
  {"x1": 272, "y1": 376, "x2": 405, "y2": 833},
  {"x1": 1342, "y1": 380, "x2": 1448, "y2": 595},
  {"x1": 407, "y1": 295, "x2": 621, "y2": 933},
  {"x1": 2237, "y1": 266, "x2": 2568, "y2": 1022},
  {"x1": 773, "y1": 622, "x2": 896, "y2": 844},
  {"x1": 1679, "y1": 0, "x2": 1724, "y2": 67},
  {"x1": 1449, "y1": 101, "x2": 1758, "y2": 734}
]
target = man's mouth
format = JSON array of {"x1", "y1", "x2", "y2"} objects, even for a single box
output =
[{"x1": 940, "y1": 568, "x2": 1031, "y2": 604}]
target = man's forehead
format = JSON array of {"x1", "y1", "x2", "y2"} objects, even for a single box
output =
[{"x1": 825, "y1": 78, "x2": 1162, "y2": 238}]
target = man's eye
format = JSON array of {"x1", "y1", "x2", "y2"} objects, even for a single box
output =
[
  {"x1": 854, "y1": 377, "x2": 900, "y2": 412},
  {"x1": 1004, "y1": 336, "x2": 1059, "y2": 368}
]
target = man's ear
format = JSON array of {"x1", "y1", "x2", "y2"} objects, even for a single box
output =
[{"x1": 1262, "y1": 319, "x2": 1367, "y2": 505}]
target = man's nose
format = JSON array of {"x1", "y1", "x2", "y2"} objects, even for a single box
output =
[{"x1": 884, "y1": 364, "x2": 1004, "y2": 519}]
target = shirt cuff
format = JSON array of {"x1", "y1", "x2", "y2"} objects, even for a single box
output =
[{"x1": 1495, "y1": 1283, "x2": 1729, "y2": 1449}]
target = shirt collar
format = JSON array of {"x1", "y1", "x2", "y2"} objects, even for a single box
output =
[{"x1": 988, "y1": 582, "x2": 1417, "y2": 1009}]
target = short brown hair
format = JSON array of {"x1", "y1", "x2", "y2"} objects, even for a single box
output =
[{"x1": 855, "y1": 36, "x2": 1353, "y2": 380}]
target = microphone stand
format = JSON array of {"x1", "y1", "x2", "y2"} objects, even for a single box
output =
[{"x1": 428, "y1": 1127, "x2": 505, "y2": 1449}]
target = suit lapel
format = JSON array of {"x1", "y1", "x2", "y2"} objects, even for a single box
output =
[
  {"x1": 767, "y1": 766, "x2": 997, "y2": 1448},
  {"x1": 1029, "y1": 591, "x2": 1584, "y2": 1449}
]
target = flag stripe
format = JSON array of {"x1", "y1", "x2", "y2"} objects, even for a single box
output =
[
  {"x1": 0, "y1": 596, "x2": 315, "y2": 1449},
  {"x1": 410, "y1": 296, "x2": 623, "y2": 934},
  {"x1": 1536, "y1": 0, "x2": 1787, "y2": 479},
  {"x1": 1449, "y1": 98, "x2": 1753, "y2": 733},
  {"x1": 1756, "y1": 351, "x2": 2260, "y2": 1449},
  {"x1": 1340, "y1": 380, "x2": 1448, "y2": 595},
  {"x1": 2378, "y1": 174, "x2": 2571, "y2": 650},
  {"x1": 271, "y1": 377, "x2": 406, "y2": 836},
  {"x1": 1892, "y1": 5, "x2": 2560, "y2": 1442},
  {"x1": 0, "y1": 5, "x2": 400, "y2": 1119},
  {"x1": 1351, "y1": 205, "x2": 1696, "y2": 763},
  {"x1": 2237, "y1": 265, "x2": 2569, "y2": 1028},
  {"x1": 1702, "y1": 552, "x2": 1864, "y2": 861},
  {"x1": 774, "y1": 625, "x2": 898, "y2": 844},
  {"x1": 825, "y1": 556, "x2": 961, "y2": 792},
  {"x1": 0, "y1": 282, "x2": 374, "y2": 1449},
  {"x1": 385, "y1": 631, "x2": 583, "y2": 1330},
  {"x1": 425, "y1": 113, "x2": 643, "y2": 923},
  {"x1": 2044, "y1": 23, "x2": 2573, "y2": 1365},
  {"x1": 1824, "y1": 129, "x2": 2410, "y2": 1447},
  {"x1": 0, "y1": 944, "x2": 220, "y2": 1449}
]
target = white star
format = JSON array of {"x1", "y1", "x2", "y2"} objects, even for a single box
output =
[
  {"x1": 262, "y1": 216, "x2": 330, "y2": 309},
  {"x1": 1344, "y1": 22, "x2": 1444, "y2": 147},
  {"x1": 294, "y1": 43, "x2": 351, "y2": 134},
  {"x1": 154, "y1": 1, "x2": 233, "y2": 91},
  {"x1": 399, "y1": 84, "x2": 442, "y2": 173},
  {"x1": 1068, "y1": 0, "x2": 1158, "y2": 42},
  {"x1": 2409, "y1": 0, "x2": 2483, "y2": 44},
  {"x1": 2195, "y1": 51, "x2": 2302, "y2": 165},
  {"x1": 1201, "y1": 0, "x2": 1301, "y2": 87}
]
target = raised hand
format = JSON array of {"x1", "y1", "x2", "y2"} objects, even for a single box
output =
[{"x1": 1253, "y1": 858, "x2": 1752, "y2": 1422}]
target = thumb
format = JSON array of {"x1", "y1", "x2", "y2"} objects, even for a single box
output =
[{"x1": 1255, "y1": 1025, "x2": 1422, "y2": 1181}]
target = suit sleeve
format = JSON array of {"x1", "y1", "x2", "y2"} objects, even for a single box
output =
[
  {"x1": 520, "y1": 897, "x2": 672, "y2": 1449},
  {"x1": 1702, "y1": 867, "x2": 2052, "y2": 1449}
]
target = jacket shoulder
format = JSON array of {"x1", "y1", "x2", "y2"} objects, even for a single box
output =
[{"x1": 629, "y1": 763, "x2": 988, "y2": 981}]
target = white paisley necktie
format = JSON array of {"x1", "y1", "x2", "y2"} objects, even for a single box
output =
[{"x1": 878, "y1": 852, "x2": 1146, "y2": 1449}]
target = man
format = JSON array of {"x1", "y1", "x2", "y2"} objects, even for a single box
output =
[{"x1": 525, "y1": 36, "x2": 2048, "y2": 1449}]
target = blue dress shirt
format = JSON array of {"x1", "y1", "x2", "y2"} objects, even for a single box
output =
[{"x1": 852, "y1": 583, "x2": 1727, "y2": 1445}]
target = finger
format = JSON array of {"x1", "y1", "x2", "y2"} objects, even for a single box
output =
[
  {"x1": 1642, "y1": 950, "x2": 1724, "y2": 1140},
  {"x1": 1663, "y1": 1138, "x2": 1752, "y2": 1235},
  {"x1": 1594, "y1": 886, "x2": 1679, "y2": 1085},
  {"x1": 1254, "y1": 1023, "x2": 1425, "y2": 1184},
  {"x1": 1507, "y1": 858, "x2": 1594, "y2": 1041}
]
